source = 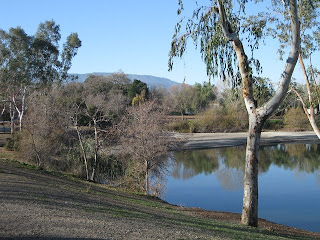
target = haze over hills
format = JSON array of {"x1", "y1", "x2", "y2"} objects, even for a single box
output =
[{"x1": 71, "y1": 72, "x2": 181, "y2": 89}]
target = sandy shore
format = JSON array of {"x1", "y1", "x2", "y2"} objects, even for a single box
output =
[{"x1": 175, "y1": 131, "x2": 320, "y2": 150}]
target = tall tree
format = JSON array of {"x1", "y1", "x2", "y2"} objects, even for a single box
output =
[
  {"x1": 169, "y1": 0, "x2": 301, "y2": 227},
  {"x1": 288, "y1": 1, "x2": 320, "y2": 137},
  {"x1": 0, "y1": 20, "x2": 81, "y2": 133}
]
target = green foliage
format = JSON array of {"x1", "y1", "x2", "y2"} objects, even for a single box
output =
[
  {"x1": 169, "y1": 0, "x2": 240, "y2": 82},
  {"x1": 0, "y1": 20, "x2": 81, "y2": 87},
  {"x1": 4, "y1": 133, "x2": 21, "y2": 151},
  {"x1": 283, "y1": 107, "x2": 311, "y2": 130},
  {"x1": 262, "y1": 119, "x2": 284, "y2": 131},
  {"x1": 167, "y1": 120, "x2": 196, "y2": 133},
  {"x1": 191, "y1": 82, "x2": 216, "y2": 113},
  {"x1": 4, "y1": 138, "x2": 15, "y2": 151},
  {"x1": 252, "y1": 77, "x2": 274, "y2": 106},
  {"x1": 127, "y1": 79, "x2": 149, "y2": 101}
]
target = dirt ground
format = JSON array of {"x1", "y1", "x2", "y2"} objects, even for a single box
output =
[
  {"x1": 174, "y1": 131, "x2": 320, "y2": 150},
  {"x1": 1, "y1": 157, "x2": 320, "y2": 240}
]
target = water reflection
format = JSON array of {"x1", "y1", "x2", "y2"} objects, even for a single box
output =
[
  {"x1": 164, "y1": 143, "x2": 320, "y2": 232},
  {"x1": 171, "y1": 144, "x2": 320, "y2": 183}
]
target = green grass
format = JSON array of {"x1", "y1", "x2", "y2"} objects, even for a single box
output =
[{"x1": 1, "y1": 157, "x2": 318, "y2": 240}]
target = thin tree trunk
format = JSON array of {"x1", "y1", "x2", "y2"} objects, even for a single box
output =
[
  {"x1": 293, "y1": 87, "x2": 320, "y2": 138},
  {"x1": 295, "y1": 54, "x2": 320, "y2": 138},
  {"x1": 12, "y1": 86, "x2": 26, "y2": 132},
  {"x1": 181, "y1": 110, "x2": 184, "y2": 120},
  {"x1": 76, "y1": 126, "x2": 89, "y2": 180},
  {"x1": 145, "y1": 160, "x2": 149, "y2": 195},
  {"x1": 26, "y1": 128, "x2": 42, "y2": 167},
  {"x1": 9, "y1": 102, "x2": 15, "y2": 135},
  {"x1": 1, "y1": 104, "x2": 6, "y2": 133},
  {"x1": 90, "y1": 120, "x2": 99, "y2": 181}
]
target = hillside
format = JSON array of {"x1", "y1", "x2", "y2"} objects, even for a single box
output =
[
  {"x1": 1, "y1": 156, "x2": 319, "y2": 239},
  {"x1": 71, "y1": 72, "x2": 181, "y2": 89}
]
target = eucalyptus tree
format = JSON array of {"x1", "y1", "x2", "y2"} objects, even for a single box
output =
[
  {"x1": 287, "y1": 1, "x2": 320, "y2": 137},
  {"x1": 169, "y1": 0, "x2": 301, "y2": 226},
  {"x1": 0, "y1": 20, "x2": 81, "y2": 133},
  {"x1": 0, "y1": 27, "x2": 31, "y2": 133}
]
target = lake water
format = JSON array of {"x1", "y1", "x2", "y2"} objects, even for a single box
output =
[{"x1": 162, "y1": 144, "x2": 320, "y2": 233}]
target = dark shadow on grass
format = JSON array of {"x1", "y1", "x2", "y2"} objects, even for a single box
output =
[{"x1": 1, "y1": 238, "x2": 108, "y2": 240}]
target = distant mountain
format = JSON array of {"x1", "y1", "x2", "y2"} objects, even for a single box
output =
[{"x1": 70, "y1": 72, "x2": 181, "y2": 89}]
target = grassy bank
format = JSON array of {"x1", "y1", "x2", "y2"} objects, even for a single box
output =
[{"x1": 0, "y1": 153, "x2": 319, "y2": 239}]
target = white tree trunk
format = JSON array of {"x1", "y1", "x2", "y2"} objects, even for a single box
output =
[
  {"x1": 217, "y1": 0, "x2": 300, "y2": 227},
  {"x1": 90, "y1": 119, "x2": 99, "y2": 181},
  {"x1": 241, "y1": 114, "x2": 264, "y2": 226},
  {"x1": 9, "y1": 102, "x2": 15, "y2": 134},
  {"x1": 12, "y1": 86, "x2": 26, "y2": 131}
]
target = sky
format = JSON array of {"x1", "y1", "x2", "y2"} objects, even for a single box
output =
[{"x1": 0, "y1": 0, "x2": 308, "y2": 86}]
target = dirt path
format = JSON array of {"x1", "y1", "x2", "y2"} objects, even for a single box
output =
[
  {"x1": 1, "y1": 159, "x2": 320, "y2": 240},
  {"x1": 175, "y1": 131, "x2": 320, "y2": 150}
]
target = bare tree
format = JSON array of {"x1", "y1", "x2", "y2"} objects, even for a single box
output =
[
  {"x1": 84, "y1": 92, "x2": 127, "y2": 181},
  {"x1": 121, "y1": 101, "x2": 173, "y2": 195},
  {"x1": 167, "y1": 84, "x2": 195, "y2": 119}
]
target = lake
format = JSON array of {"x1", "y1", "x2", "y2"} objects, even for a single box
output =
[{"x1": 162, "y1": 144, "x2": 320, "y2": 233}]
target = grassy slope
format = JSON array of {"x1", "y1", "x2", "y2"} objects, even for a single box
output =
[{"x1": 0, "y1": 151, "x2": 319, "y2": 239}]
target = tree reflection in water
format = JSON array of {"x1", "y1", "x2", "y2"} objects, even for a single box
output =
[{"x1": 170, "y1": 144, "x2": 320, "y2": 190}]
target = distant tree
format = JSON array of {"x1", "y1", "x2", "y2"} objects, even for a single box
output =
[
  {"x1": 192, "y1": 82, "x2": 216, "y2": 113},
  {"x1": 167, "y1": 83, "x2": 195, "y2": 119},
  {"x1": 83, "y1": 92, "x2": 127, "y2": 181},
  {"x1": 84, "y1": 72, "x2": 131, "y2": 97},
  {"x1": 0, "y1": 20, "x2": 81, "y2": 133},
  {"x1": 121, "y1": 101, "x2": 173, "y2": 195},
  {"x1": 127, "y1": 79, "x2": 149, "y2": 104}
]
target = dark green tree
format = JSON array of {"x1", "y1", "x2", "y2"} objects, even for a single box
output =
[{"x1": 127, "y1": 79, "x2": 149, "y2": 104}]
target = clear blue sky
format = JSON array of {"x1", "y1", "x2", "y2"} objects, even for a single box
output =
[{"x1": 0, "y1": 0, "x2": 306, "y2": 86}]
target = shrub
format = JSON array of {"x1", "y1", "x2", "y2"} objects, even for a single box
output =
[
  {"x1": 263, "y1": 119, "x2": 284, "y2": 131},
  {"x1": 4, "y1": 138, "x2": 15, "y2": 150},
  {"x1": 167, "y1": 120, "x2": 197, "y2": 133},
  {"x1": 283, "y1": 107, "x2": 311, "y2": 130},
  {"x1": 4, "y1": 133, "x2": 21, "y2": 151},
  {"x1": 196, "y1": 104, "x2": 248, "y2": 132}
]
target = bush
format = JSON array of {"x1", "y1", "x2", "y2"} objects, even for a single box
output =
[
  {"x1": 283, "y1": 107, "x2": 311, "y2": 130},
  {"x1": 196, "y1": 104, "x2": 248, "y2": 133},
  {"x1": 263, "y1": 119, "x2": 284, "y2": 131},
  {"x1": 167, "y1": 120, "x2": 197, "y2": 133},
  {"x1": 4, "y1": 138, "x2": 15, "y2": 150},
  {"x1": 4, "y1": 133, "x2": 21, "y2": 151}
]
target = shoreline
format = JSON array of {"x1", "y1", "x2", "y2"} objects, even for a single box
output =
[
  {"x1": 1, "y1": 158, "x2": 320, "y2": 239},
  {"x1": 174, "y1": 131, "x2": 320, "y2": 150}
]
